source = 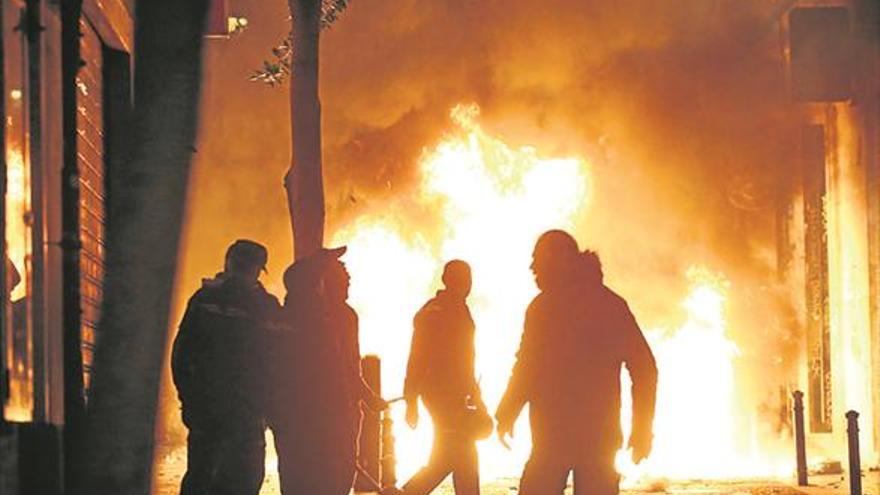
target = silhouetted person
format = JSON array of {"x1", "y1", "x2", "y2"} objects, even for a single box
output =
[
  {"x1": 172, "y1": 240, "x2": 281, "y2": 495},
  {"x1": 399, "y1": 260, "x2": 487, "y2": 495},
  {"x1": 496, "y1": 230, "x2": 657, "y2": 495},
  {"x1": 272, "y1": 247, "x2": 385, "y2": 495}
]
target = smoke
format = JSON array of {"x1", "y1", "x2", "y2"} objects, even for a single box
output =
[
  {"x1": 159, "y1": 0, "x2": 803, "y2": 462},
  {"x1": 316, "y1": 0, "x2": 797, "y2": 269},
  {"x1": 316, "y1": 0, "x2": 801, "y2": 365}
]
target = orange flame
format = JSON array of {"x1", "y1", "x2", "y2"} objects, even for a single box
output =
[
  {"x1": 6, "y1": 147, "x2": 29, "y2": 301},
  {"x1": 333, "y1": 104, "x2": 793, "y2": 483},
  {"x1": 617, "y1": 268, "x2": 792, "y2": 483},
  {"x1": 333, "y1": 103, "x2": 591, "y2": 480},
  {"x1": 4, "y1": 145, "x2": 33, "y2": 422}
]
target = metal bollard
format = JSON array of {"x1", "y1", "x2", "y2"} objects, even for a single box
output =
[
  {"x1": 793, "y1": 391, "x2": 808, "y2": 486},
  {"x1": 846, "y1": 410, "x2": 862, "y2": 495}
]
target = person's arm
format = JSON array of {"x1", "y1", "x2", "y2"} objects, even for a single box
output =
[
  {"x1": 404, "y1": 309, "x2": 428, "y2": 406},
  {"x1": 345, "y1": 307, "x2": 384, "y2": 409},
  {"x1": 255, "y1": 291, "x2": 283, "y2": 414},
  {"x1": 171, "y1": 292, "x2": 202, "y2": 403},
  {"x1": 619, "y1": 297, "x2": 658, "y2": 462},
  {"x1": 495, "y1": 298, "x2": 541, "y2": 440},
  {"x1": 463, "y1": 306, "x2": 483, "y2": 407}
]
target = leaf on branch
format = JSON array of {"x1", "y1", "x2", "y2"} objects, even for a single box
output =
[
  {"x1": 321, "y1": 0, "x2": 350, "y2": 28},
  {"x1": 250, "y1": 0, "x2": 351, "y2": 86},
  {"x1": 248, "y1": 60, "x2": 289, "y2": 86}
]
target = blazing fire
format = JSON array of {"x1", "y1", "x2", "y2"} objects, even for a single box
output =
[
  {"x1": 6, "y1": 148, "x2": 29, "y2": 301},
  {"x1": 333, "y1": 103, "x2": 589, "y2": 480},
  {"x1": 333, "y1": 104, "x2": 793, "y2": 482},
  {"x1": 617, "y1": 268, "x2": 792, "y2": 484},
  {"x1": 4, "y1": 146, "x2": 32, "y2": 422}
]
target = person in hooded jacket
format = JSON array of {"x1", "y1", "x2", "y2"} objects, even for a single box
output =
[
  {"x1": 496, "y1": 230, "x2": 658, "y2": 495},
  {"x1": 171, "y1": 239, "x2": 282, "y2": 495},
  {"x1": 271, "y1": 247, "x2": 386, "y2": 495}
]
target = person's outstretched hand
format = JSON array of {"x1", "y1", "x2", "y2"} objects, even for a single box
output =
[
  {"x1": 365, "y1": 394, "x2": 389, "y2": 412},
  {"x1": 497, "y1": 419, "x2": 514, "y2": 450},
  {"x1": 405, "y1": 401, "x2": 419, "y2": 429},
  {"x1": 628, "y1": 431, "x2": 653, "y2": 464}
]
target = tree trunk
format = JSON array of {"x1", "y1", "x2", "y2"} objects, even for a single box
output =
[
  {"x1": 77, "y1": 1, "x2": 210, "y2": 494},
  {"x1": 286, "y1": 0, "x2": 325, "y2": 260}
]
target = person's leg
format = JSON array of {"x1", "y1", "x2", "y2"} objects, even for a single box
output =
[
  {"x1": 213, "y1": 424, "x2": 266, "y2": 495},
  {"x1": 279, "y1": 449, "x2": 327, "y2": 494},
  {"x1": 518, "y1": 445, "x2": 570, "y2": 495},
  {"x1": 326, "y1": 454, "x2": 358, "y2": 495},
  {"x1": 402, "y1": 429, "x2": 455, "y2": 495},
  {"x1": 273, "y1": 425, "x2": 310, "y2": 495},
  {"x1": 287, "y1": 445, "x2": 356, "y2": 495},
  {"x1": 450, "y1": 436, "x2": 479, "y2": 495},
  {"x1": 179, "y1": 428, "x2": 214, "y2": 495},
  {"x1": 572, "y1": 453, "x2": 620, "y2": 495},
  {"x1": 276, "y1": 417, "x2": 359, "y2": 495}
]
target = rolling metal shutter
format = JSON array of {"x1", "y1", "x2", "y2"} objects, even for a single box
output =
[{"x1": 77, "y1": 19, "x2": 104, "y2": 390}]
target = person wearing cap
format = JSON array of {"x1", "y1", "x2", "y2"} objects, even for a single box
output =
[
  {"x1": 271, "y1": 247, "x2": 386, "y2": 495},
  {"x1": 397, "y1": 259, "x2": 487, "y2": 495},
  {"x1": 172, "y1": 239, "x2": 282, "y2": 495},
  {"x1": 495, "y1": 230, "x2": 658, "y2": 495}
]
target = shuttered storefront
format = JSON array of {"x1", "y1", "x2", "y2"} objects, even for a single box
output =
[{"x1": 77, "y1": 19, "x2": 105, "y2": 391}]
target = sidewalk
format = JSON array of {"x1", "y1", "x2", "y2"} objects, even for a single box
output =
[
  {"x1": 153, "y1": 443, "x2": 281, "y2": 495},
  {"x1": 152, "y1": 431, "x2": 879, "y2": 495},
  {"x1": 154, "y1": 448, "x2": 870, "y2": 495},
  {"x1": 788, "y1": 472, "x2": 880, "y2": 495}
]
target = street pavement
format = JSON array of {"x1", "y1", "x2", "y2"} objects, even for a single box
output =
[{"x1": 154, "y1": 443, "x2": 878, "y2": 495}]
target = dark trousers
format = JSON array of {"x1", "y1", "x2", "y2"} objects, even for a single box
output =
[
  {"x1": 402, "y1": 428, "x2": 479, "y2": 495},
  {"x1": 179, "y1": 424, "x2": 266, "y2": 495},
  {"x1": 273, "y1": 425, "x2": 357, "y2": 495},
  {"x1": 518, "y1": 444, "x2": 618, "y2": 495}
]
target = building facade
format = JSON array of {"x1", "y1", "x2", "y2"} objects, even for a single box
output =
[
  {"x1": 0, "y1": 0, "x2": 133, "y2": 493},
  {"x1": 779, "y1": 0, "x2": 880, "y2": 467}
]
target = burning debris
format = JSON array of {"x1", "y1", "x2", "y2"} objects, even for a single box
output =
[
  {"x1": 2, "y1": 0, "x2": 878, "y2": 494},
  {"x1": 333, "y1": 104, "x2": 591, "y2": 479},
  {"x1": 334, "y1": 106, "x2": 797, "y2": 483}
]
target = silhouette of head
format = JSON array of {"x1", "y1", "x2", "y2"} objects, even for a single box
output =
[
  {"x1": 322, "y1": 258, "x2": 351, "y2": 303},
  {"x1": 531, "y1": 230, "x2": 579, "y2": 291},
  {"x1": 442, "y1": 259, "x2": 472, "y2": 299},
  {"x1": 283, "y1": 246, "x2": 347, "y2": 305},
  {"x1": 283, "y1": 259, "x2": 320, "y2": 304},
  {"x1": 224, "y1": 239, "x2": 268, "y2": 282}
]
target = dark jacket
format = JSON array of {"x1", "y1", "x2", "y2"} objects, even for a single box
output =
[
  {"x1": 273, "y1": 299, "x2": 374, "y2": 444},
  {"x1": 171, "y1": 274, "x2": 281, "y2": 429},
  {"x1": 404, "y1": 290, "x2": 480, "y2": 413},
  {"x1": 496, "y1": 283, "x2": 657, "y2": 454}
]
